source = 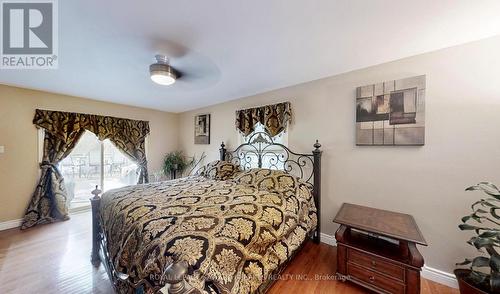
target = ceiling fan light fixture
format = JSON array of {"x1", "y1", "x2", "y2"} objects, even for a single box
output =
[{"x1": 150, "y1": 55, "x2": 177, "y2": 86}]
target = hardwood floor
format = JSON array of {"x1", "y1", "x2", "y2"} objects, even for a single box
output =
[
  {"x1": 267, "y1": 241, "x2": 458, "y2": 294},
  {"x1": 0, "y1": 211, "x2": 458, "y2": 294}
]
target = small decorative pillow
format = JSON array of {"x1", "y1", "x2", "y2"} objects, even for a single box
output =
[
  {"x1": 202, "y1": 160, "x2": 240, "y2": 180},
  {"x1": 233, "y1": 168, "x2": 312, "y2": 199}
]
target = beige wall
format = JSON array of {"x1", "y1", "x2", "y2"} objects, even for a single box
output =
[
  {"x1": 0, "y1": 85, "x2": 178, "y2": 222},
  {"x1": 178, "y1": 35, "x2": 500, "y2": 274}
]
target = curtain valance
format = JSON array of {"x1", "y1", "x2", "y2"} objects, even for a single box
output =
[
  {"x1": 33, "y1": 109, "x2": 150, "y2": 184},
  {"x1": 33, "y1": 109, "x2": 150, "y2": 142},
  {"x1": 22, "y1": 109, "x2": 150, "y2": 229},
  {"x1": 235, "y1": 101, "x2": 292, "y2": 137}
]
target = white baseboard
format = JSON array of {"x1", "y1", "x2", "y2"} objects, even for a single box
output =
[
  {"x1": 70, "y1": 205, "x2": 91, "y2": 214},
  {"x1": 320, "y1": 232, "x2": 337, "y2": 246},
  {"x1": 0, "y1": 218, "x2": 22, "y2": 231},
  {"x1": 422, "y1": 265, "x2": 458, "y2": 288},
  {"x1": 319, "y1": 232, "x2": 458, "y2": 289},
  {"x1": 0, "y1": 206, "x2": 90, "y2": 232}
]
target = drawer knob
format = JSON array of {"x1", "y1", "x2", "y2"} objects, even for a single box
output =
[
  {"x1": 371, "y1": 260, "x2": 377, "y2": 267},
  {"x1": 369, "y1": 276, "x2": 375, "y2": 282}
]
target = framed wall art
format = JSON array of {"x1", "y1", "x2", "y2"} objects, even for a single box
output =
[
  {"x1": 194, "y1": 114, "x2": 210, "y2": 144},
  {"x1": 356, "y1": 75, "x2": 425, "y2": 146}
]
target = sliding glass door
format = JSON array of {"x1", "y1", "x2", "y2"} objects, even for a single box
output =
[{"x1": 59, "y1": 131, "x2": 138, "y2": 209}]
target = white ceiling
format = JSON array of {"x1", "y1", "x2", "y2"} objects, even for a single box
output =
[{"x1": 2, "y1": 0, "x2": 500, "y2": 112}]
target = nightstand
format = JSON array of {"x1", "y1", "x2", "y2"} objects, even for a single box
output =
[{"x1": 333, "y1": 203, "x2": 427, "y2": 294}]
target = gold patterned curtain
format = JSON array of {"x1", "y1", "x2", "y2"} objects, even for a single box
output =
[
  {"x1": 235, "y1": 102, "x2": 292, "y2": 137},
  {"x1": 22, "y1": 113, "x2": 86, "y2": 229},
  {"x1": 85, "y1": 115, "x2": 150, "y2": 184},
  {"x1": 21, "y1": 109, "x2": 150, "y2": 229}
]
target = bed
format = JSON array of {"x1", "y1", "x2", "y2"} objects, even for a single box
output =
[{"x1": 90, "y1": 132, "x2": 322, "y2": 294}]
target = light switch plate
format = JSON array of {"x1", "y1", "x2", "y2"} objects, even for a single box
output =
[{"x1": 0, "y1": 146, "x2": 4, "y2": 154}]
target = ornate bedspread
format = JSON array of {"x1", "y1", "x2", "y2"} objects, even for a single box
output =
[{"x1": 100, "y1": 174, "x2": 317, "y2": 294}]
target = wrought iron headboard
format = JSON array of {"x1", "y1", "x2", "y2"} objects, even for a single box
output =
[{"x1": 219, "y1": 132, "x2": 322, "y2": 243}]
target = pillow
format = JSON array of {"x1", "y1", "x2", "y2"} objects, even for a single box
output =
[
  {"x1": 202, "y1": 160, "x2": 240, "y2": 180},
  {"x1": 232, "y1": 168, "x2": 312, "y2": 198}
]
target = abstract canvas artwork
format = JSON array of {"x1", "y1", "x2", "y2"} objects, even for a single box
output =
[
  {"x1": 356, "y1": 75, "x2": 425, "y2": 146},
  {"x1": 194, "y1": 114, "x2": 210, "y2": 144}
]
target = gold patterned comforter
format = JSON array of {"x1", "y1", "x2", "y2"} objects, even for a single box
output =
[{"x1": 100, "y1": 173, "x2": 317, "y2": 294}]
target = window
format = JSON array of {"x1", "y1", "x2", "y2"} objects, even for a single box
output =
[
  {"x1": 237, "y1": 123, "x2": 288, "y2": 170},
  {"x1": 238, "y1": 122, "x2": 288, "y2": 146},
  {"x1": 57, "y1": 131, "x2": 139, "y2": 209}
]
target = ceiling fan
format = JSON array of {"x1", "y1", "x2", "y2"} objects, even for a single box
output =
[
  {"x1": 148, "y1": 43, "x2": 220, "y2": 89},
  {"x1": 149, "y1": 54, "x2": 182, "y2": 86}
]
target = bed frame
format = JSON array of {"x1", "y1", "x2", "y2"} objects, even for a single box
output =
[{"x1": 90, "y1": 132, "x2": 322, "y2": 294}]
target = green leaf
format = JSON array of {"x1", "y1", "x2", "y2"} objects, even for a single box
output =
[
  {"x1": 460, "y1": 224, "x2": 480, "y2": 231},
  {"x1": 471, "y1": 256, "x2": 490, "y2": 267},
  {"x1": 472, "y1": 200, "x2": 484, "y2": 210},
  {"x1": 467, "y1": 183, "x2": 500, "y2": 199},
  {"x1": 479, "y1": 231, "x2": 500, "y2": 238},
  {"x1": 491, "y1": 254, "x2": 500, "y2": 272},
  {"x1": 491, "y1": 271, "x2": 500, "y2": 293},
  {"x1": 462, "y1": 215, "x2": 472, "y2": 223},
  {"x1": 482, "y1": 200, "x2": 498, "y2": 208},
  {"x1": 478, "y1": 182, "x2": 500, "y2": 192},
  {"x1": 456, "y1": 259, "x2": 472, "y2": 266},
  {"x1": 492, "y1": 208, "x2": 500, "y2": 220},
  {"x1": 469, "y1": 270, "x2": 488, "y2": 285},
  {"x1": 471, "y1": 198, "x2": 500, "y2": 211},
  {"x1": 474, "y1": 237, "x2": 496, "y2": 249},
  {"x1": 471, "y1": 213, "x2": 482, "y2": 223}
]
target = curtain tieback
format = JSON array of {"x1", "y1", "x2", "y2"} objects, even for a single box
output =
[
  {"x1": 40, "y1": 161, "x2": 56, "y2": 168},
  {"x1": 40, "y1": 161, "x2": 63, "y2": 177},
  {"x1": 40, "y1": 161, "x2": 57, "y2": 169}
]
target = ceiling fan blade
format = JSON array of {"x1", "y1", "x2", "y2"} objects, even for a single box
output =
[
  {"x1": 150, "y1": 39, "x2": 189, "y2": 58},
  {"x1": 174, "y1": 66, "x2": 220, "y2": 90}
]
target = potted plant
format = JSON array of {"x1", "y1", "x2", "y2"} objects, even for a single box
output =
[
  {"x1": 456, "y1": 182, "x2": 500, "y2": 293},
  {"x1": 163, "y1": 151, "x2": 191, "y2": 179}
]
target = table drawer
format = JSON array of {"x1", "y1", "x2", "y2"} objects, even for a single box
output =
[
  {"x1": 347, "y1": 262, "x2": 406, "y2": 294},
  {"x1": 348, "y1": 248, "x2": 405, "y2": 281}
]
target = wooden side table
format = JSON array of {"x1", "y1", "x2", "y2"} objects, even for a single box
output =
[{"x1": 333, "y1": 203, "x2": 427, "y2": 294}]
